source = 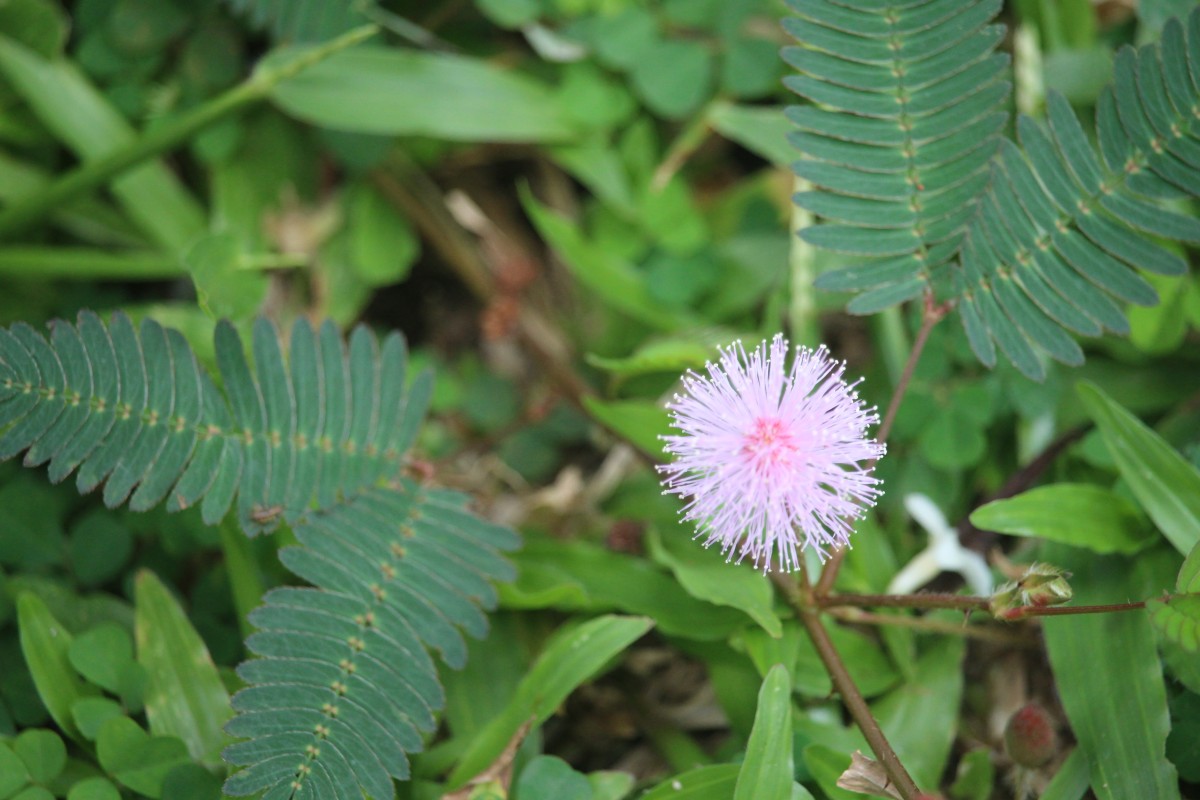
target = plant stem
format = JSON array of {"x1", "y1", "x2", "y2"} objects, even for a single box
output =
[
  {"x1": 773, "y1": 572, "x2": 923, "y2": 800},
  {"x1": 1000, "y1": 600, "x2": 1148, "y2": 620},
  {"x1": 821, "y1": 592, "x2": 990, "y2": 612},
  {"x1": 824, "y1": 591, "x2": 1151, "y2": 620},
  {"x1": 0, "y1": 25, "x2": 377, "y2": 240},
  {"x1": 825, "y1": 607, "x2": 1036, "y2": 647},
  {"x1": 814, "y1": 292, "x2": 949, "y2": 598}
]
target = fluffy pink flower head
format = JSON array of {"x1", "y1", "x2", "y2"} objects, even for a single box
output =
[{"x1": 658, "y1": 335, "x2": 884, "y2": 572}]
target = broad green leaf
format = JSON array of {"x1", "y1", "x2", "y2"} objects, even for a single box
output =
[
  {"x1": 630, "y1": 39, "x2": 713, "y2": 119},
  {"x1": 0, "y1": 744, "x2": 29, "y2": 796},
  {"x1": 270, "y1": 46, "x2": 575, "y2": 142},
  {"x1": 96, "y1": 717, "x2": 190, "y2": 799},
  {"x1": 448, "y1": 615, "x2": 653, "y2": 787},
  {"x1": 135, "y1": 571, "x2": 232, "y2": 766},
  {"x1": 159, "y1": 764, "x2": 223, "y2": 800},
  {"x1": 65, "y1": 778, "x2": 121, "y2": 800},
  {"x1": 183, "y1": 233, "x2": 266, "y2": 321},
  {"x1": 586, "y1": 338, "x2": 715, "y2": 382},
  {"x1": 0, "y1": 0, "x2": 67, "y2": 56},
  {"x1": 522, "y1": 188, "x2": 695, "y2": 330},
  {"x1": 588, "y1": 770, "x2": 635, "y2": 800},
  {"x1": 581, "y1": 397, "x2": 671, "y2": 459},
  {"x1": 734, "y1": 664, "x2": 793, "y2": 800},
  {"x1": 1147, "y1": 595, "x2": 1200, "y2": 652},
  {"x1": 871, "y1": 636, "x2": 965, "y2": 789},
  {"x1": 0, "y1": 36, "x2": 204, "y2": 251},
  {"x1": 1079, "y1": 382, "x2": 1200, "y2": 555},
  {"x1": 708, "y1": 102, "x2": 795, "y2": 167},
  {"x1": 1176, "y1": 542, "x2": 1200, "y2": 593},
  {"x1": 70, "y1": 697, "x2": 123, "y2": 741},
  {"x1": 515, "y1": 756, "x2": 592, "y2": 800},
  {"x1": 1043, "y1": 544, "x2": 1180, "y2": 800},
  {"x1": 503, "y1": 537, "x2": 746, "y2": 640},
  {"x1": 13, "y1": 729, "x2": 65, "y2": 784},
  {"x1": 347, "y1": 182, "x2": 419, "y2": 286},
  {"x1": 17, "y1": 593, "x2": 95, "y2": 742},
  {"x1": 970, "y1": 484, "x2": 1155, "y2": 554},
  {"x1": 1040, "y1": 749, "x2": 1090, "y2": 800},
  {"x1": 649, "y1": 528, "x2": 781, "y2": 637},
  {"x1": 639, "y1": 765, "x2": 739, "y2": 800},
  {"x1": 67, "y1": 623, "x2": 139, "y2": 696}
]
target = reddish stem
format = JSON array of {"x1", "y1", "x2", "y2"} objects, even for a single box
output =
[{"x1": 814, "y1": 293, "x2": 949, "y2": 598}]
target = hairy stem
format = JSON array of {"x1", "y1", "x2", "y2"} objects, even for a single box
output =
[
  {"x1": 814, "y1": 292, "x2": 949, "y2": 598},
  {"x1": 825, "y1": 607, "x2": 1036, "y2": 647},
  {"x1": 824, "y1": 591, "x2": 1152, "y2": 620},
  {"x1": 773, "y1": 572, "x2": 923, "y2": 800},
  {"x1": 821, "y1": 592, "x2": 990, "y2": 611},
  {"x1": 999, "y1": 600, "x2": 1148, "y2": 620},
  {"x1": 0, "y1": 25, "x2": 378, "y2": 240}
]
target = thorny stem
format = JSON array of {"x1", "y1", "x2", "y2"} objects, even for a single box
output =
[
  {"x1": 814, "y1": 292, "x2": 950, "y2": 598},
  {"x1": 774, "y1": 570, "x2": 923, "y2": 800}
]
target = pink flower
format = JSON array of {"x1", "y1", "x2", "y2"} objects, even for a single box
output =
[{"x1": 659, "y1": 335, "x2": 884, "y2": 572}]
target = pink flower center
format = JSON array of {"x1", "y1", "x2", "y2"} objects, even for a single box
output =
[{"x1": 741, "y1": 416, "x2": 800, "y2": 474}]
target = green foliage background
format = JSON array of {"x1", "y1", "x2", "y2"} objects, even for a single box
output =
[{"x1": 0, "y1": 0, "x2": 1198, "y2": 799}]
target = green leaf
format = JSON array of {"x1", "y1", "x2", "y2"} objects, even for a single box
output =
[
  {"x1": 708, "y1": 102, "x2": 795, "y2": 167},
  {"x1": 521, "y1": 187, "x2": 695, "y2": 330},
  {"x1": 17, "y1": 593, "x2": 95, "y2": 742},
  {"x1": 67, "y1": 512, "x2": 133, "y2": 588},
  {"x1": 134, "y1": 571, "x2": 232, "y2": 765},
  {"x1": 11, "y1": 787, "x2": 54, "y2": 800},
  {"x1": 630, "y1": 39, "x2": 714, "y2": 119},
  {"x1": 648, "y1": 528, "x2": 781, "y2": 637},
  {"x1": 67, "y1": 623, "x2": 136, "y2": 695},
  {"x1": 1147, "y1": 595, "x2": 1200, "y2": 652},
  {"x1": 0, "y1": 0, "x2": 67, "y2": 57},
  {"x1": 448, "y1": 615, "x2": 653, "y2": 788},
  {"x1": 0, "y1": 743, "x2": 30, "y2": 797},
  {"x1": 96, "y1": 717, "x2": 190, "y2": 799},
  {"x1": 13, "y1": 729, "x2": 66, "y2": 784},
  {"x1": 347, "y1": 182, "x2": 419, "y2": 287},
  {"x1": 515, "y1": 756, "x2": 593, "y2": 800},
  {"x1": 269, "y1": 46, "x2": 576, "y2": 142},
  {"x1": 581, "y1": 397, "x2": 671, "y2": 459},
  {"x1": 734, "y1": 664, "x2": 793, "y2": 800},
  {"x1": 1079, "y1": 381, "x2": 1200, "y2": 555},
  {"x1": 1043, "y1": 544, "x2": 1180, "y2": 800},
  {"x1": 504, "y1": 537, "x2": 746, "y2": 641},
  {"x1": 159, "y1": 764, "x2": 223, "y2": 800},
  {"x1": 1177, "y1": 542, "x2": 1200, "y2": 593},
  {"x1": 65, "y1": 777, "x2": 121, "y2": 800},
  {"x1": 586, "y1": 338, "x2": 715, "y2": 382},
  {"x1": 0, "y1": 36, "x2": 205, "y2": 251},
  {"x1": 970, "y1": 484, "x2": 1156, "y2": 554},
  {"x1": 70, "y1": 698, "x2": 124, "y2": 741},
  {"x1": 639, "y1": 765, "x2": 740, "y2": 800},
  {"x1": 871, "y1": 636, "x2": 965, "y2": 788},
  {"x1": 182, "y1": 233, "x2": 266, "y2": 321},
  {"x1": 1040, "y1": 749, "x2": 1090, "y2": 800}
]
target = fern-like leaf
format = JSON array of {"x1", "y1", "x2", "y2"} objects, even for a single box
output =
[
  {"x1": 0, "y1": 312, "x2": 521, "y2": 798},
  {"x1": 0, "y1": 312, "x2": 429, "y2": 535},
  {"x1": 783, "y1": 0, "x2": 1010, "y2": 312},
  {"x1": 224, "y1": 483, "x2": 518, "y2": 798},
  {"x1": 953, "y1": 8, "x2": 1200, "y2": 378}
]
